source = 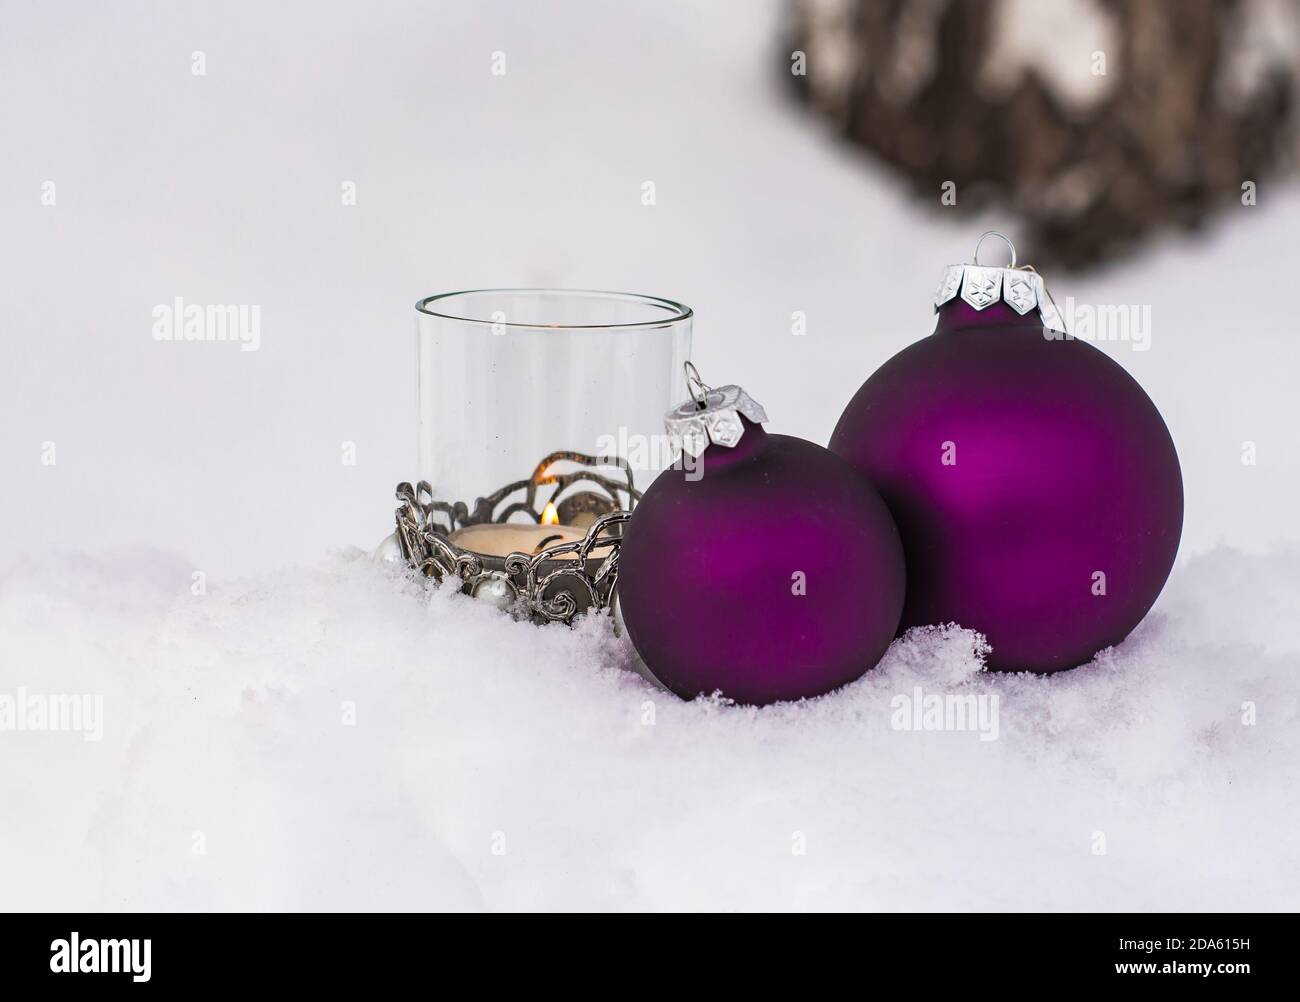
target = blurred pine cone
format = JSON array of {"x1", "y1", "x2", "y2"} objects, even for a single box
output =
[{"x1": 785, "y1": 0, "x2": 1300, "y2": 269}]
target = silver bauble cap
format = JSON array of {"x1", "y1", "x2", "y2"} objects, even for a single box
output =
[
  {"x1": 934, "y1": 230, "x2": 1066, "y2": 334},
  {"x1": 664, "y1": 364, "x2": 768, "y2": 458}
]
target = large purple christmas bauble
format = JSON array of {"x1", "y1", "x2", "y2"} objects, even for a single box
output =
[
  {"x1": 830, "y1": 257, "x2": 1183, "y2": 673},
  {"x1": 619, "y1": 381, "x2": 905, "y2": 706}
]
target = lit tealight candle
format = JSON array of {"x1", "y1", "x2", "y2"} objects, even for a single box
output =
[{"x1": 447, "y1": 503, "x2": 613, "y2": 560}]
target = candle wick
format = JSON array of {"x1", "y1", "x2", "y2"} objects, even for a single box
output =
[{"x1": 534, "y1": 533, "x2": 565, "y2": 553}]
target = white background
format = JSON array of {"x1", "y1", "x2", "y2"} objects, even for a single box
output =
[{"x1": 3, "y1": 0, "x2": 1296, "y2": 575}]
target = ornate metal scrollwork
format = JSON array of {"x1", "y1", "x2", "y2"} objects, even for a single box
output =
[{"x1": 392, "y1": 452, "x2": 639, "y2": 625}]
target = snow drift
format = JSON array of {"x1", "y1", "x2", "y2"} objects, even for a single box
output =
[{"x1": 1, "y1": 545, "x2": 1296, "y2": 911}]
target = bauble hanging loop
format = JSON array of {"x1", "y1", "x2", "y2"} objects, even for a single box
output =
[
  {"x1": 664, "y1": 363, "x2": 770, "y2": 458},
  {"x1": 683, "y1": 359, "x2": 711, "y2": 408},
  {"x1": 935, "y1": 231, "x2": 1067, "y2": 332}
]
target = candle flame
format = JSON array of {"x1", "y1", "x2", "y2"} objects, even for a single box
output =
[{"x1": 541, "y1": 501, "x2": 560, "y2": 526}]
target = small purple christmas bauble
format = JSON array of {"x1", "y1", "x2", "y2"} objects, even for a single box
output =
[
  {"x1": 829, "y1": 240, "x2": 1183, "y2": 672},
  {"x1": 619, "y1": 376, "x2": 905, "y2": 705}
]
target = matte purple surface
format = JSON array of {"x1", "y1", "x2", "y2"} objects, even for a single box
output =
[
  {"x1": 619, "y1": 422, "x2": 906, "y2": 705},
  {"x1": 830, "y1": 300, "x2": 1183, "y2": 673}
]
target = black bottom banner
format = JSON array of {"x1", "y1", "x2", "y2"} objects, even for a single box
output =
[{"x1": 0, "y1": 912, "x2": 1284, "y2": 988}]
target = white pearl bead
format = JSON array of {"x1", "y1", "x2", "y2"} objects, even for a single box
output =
[
  {"x1": 371, "y1": 533, "x2": 404, "y2": 564},
  {"x1": 472, "y1": 573, "x2": 518, "y2": 611}
]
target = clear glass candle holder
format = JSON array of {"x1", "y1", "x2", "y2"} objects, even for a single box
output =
[
  {"x1": 396, "y1": 289, "x2": 693, "y2": 623},
  {"x1": 416, "y1": 289, "x2": 692, "y2": 510}
]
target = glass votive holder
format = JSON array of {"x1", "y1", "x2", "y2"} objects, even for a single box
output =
[{"x1": 393, "y1": 289, "x2": 693, "y2": 622}]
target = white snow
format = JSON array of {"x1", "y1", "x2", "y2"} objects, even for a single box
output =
[{"x1": 1, "y1": 545, "x2": 1296, "y2": 911}]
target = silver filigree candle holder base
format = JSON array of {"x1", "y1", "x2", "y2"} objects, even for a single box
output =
[{"x1": 391, "y1": 452, "x2": 639, "y2": 625}]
